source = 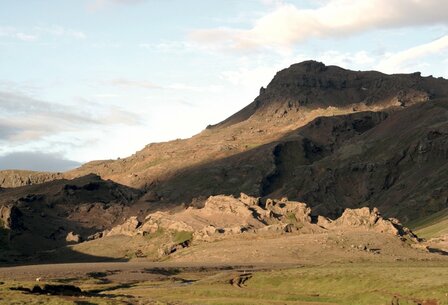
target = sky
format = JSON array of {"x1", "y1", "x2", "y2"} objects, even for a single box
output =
[{"x1": 1, "y1": 0, "x2": 448, "y2": 171}]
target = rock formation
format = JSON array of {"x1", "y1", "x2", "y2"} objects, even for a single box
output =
[
  {"x1": 318, "y1": 207, "x2": 418, "y2": 241},
  {"x1": 104, "y1": 194, "x2": 418, "y2": 244}
]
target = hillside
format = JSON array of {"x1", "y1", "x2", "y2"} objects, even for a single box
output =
[
  {"x1": 1, "y1": 62, "x2": 445, "y2": 188},
  {"x1": 1, "y1": 61, "x2": 448, "y2": 262}
]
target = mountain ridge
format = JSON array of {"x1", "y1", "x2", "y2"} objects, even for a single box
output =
[{"x1": 2, "y1": 60, "x2": 446, "y2": 191}]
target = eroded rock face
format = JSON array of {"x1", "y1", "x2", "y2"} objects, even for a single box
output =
[{"x1": 0, "y1": 204, "x2": 22, "y2": 230}]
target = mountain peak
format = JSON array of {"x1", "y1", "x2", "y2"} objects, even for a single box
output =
[
  {"x1": 210, "y1": 61, "x2": 445, "y2": 130},
  {"x1": 288, "y1": 60, "x2": 327, "y2": 73}
]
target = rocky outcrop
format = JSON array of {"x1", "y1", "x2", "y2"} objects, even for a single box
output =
[
  {"x1": 104, "y1": 194, "x2": 418, "y2": 245},
  {"x1": 65, "y1": 232, "x2": 82, "y2": 243},
  {"x1": 265, "y1": 197, "x2": 312, "y2": 223},
  {"x1": 0, "y1": 204, "x2": 22, "y2": 230},
  {"x1": 104, "y1": 216, "x2": 141, "y2": 237},
  {"x1": 105, "y1": 194, "x2": 314, "y2": 241},
  {"x1": 319, "y1": 207, "x2": 418, "y2": 241}
]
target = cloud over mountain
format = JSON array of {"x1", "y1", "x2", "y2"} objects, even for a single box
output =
[{"x1": 190, "y1": 0, "x2": 448, "y2": 51}]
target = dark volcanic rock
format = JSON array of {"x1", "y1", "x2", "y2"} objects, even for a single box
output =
[{"x1": 209, "y1": 60, "x2": 442, "y2": 129}]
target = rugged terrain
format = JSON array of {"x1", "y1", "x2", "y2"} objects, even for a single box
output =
[
  {"x1": 1, "y1": 60, "x2": 448, "y2": 261},
  {"x1": 2, "y1": 61, "x2": 448, "y2": 221},
  {"x1": 2, "y1": 61, "x2": 448, "y2": 304}
]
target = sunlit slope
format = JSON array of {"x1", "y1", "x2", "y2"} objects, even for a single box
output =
[{"x1": 409, "y1": 208, "x2": 448, "y2": 239}]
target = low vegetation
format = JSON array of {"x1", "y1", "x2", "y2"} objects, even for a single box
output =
[
  {"x1": 409, "y1": 208, "x2": 448, "y2": 239},
  {"x1": 1, "y1": 262, "x2": 447, "y2": 305},
  {"x1": 172, "y1": 230, "x2": 193, "y2": 244}
]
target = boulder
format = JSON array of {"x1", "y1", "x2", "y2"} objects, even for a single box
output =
[
  {"x1": 333, "y1": 207, "x2": 380, "y2": 227},
  {"x1": 193, "y1": 225, "x2": 217, "y2": 241},
  {"x1": 265, "y1": 198, "x2": 312, "y2": 223},
  {"x1": 66, "y1": 232, "x2": 82, "y2": 243},
  {"x1": 105, "y1": 216, "x2": 141, "y2": 237}
]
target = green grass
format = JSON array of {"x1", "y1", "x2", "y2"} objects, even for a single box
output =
[
  {"x1": 172, "y1": 230, "x2": 193, "y2": 244},
  {"x1": 113, "y1": 262, "x2": 448, "y2": 305},
  {"x1": 144, "y1": 227, "x2": 166, "y2": 240},
  {"x1": 0, "y1": 281, "x2": 125, "y2": 305},
  {"x1": 408, "y1": 208, "x2": 448, "y2": 239},
  {"x1": 2, "y1": 262, "x2": 448, "y2": 304}
]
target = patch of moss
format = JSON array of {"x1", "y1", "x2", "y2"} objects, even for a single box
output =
[
  {"x1": 286, "y1": 212, "x2": 297, "y2": 224},
  {"x1": 172, "y1": 231, "x2": 193, "y2": 244}
]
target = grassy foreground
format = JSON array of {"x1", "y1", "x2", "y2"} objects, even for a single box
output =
[{"x1": 1, "y1": 262, "x2": 448, "y2": 305}]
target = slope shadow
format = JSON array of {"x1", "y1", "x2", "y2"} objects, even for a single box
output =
[
  {"x1": 427, "y1": 247, "x2": 448, "y2": 256},
  {"x1": 149, "y1": 110, "x2": 391, "y2": 209},
  {"x1": 0, "y1": 248, "x2": 128, "y2": 267},
  {"x1": 0, "y1": 174, "x2": 142, "y2": 266},
  {"x1": 146, "y1": 100, "x2": 448, "y2": 221}
]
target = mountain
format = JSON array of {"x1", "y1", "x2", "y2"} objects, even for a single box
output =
[
  {"x1": 1, "y1": 60, "x2": 448, "y2": 262},
  {"x1": 67, "y1": 61, "x2": 448, "y2": 219}
]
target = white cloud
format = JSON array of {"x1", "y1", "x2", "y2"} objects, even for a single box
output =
[
  {"x1": 15, "y1": 33, "x2": 38, "y2": 42},
  {"x1": 190, "y1": 0, "x2": 448, "y2": 52},
  {"x1": 139, "y1": 41, "x2": 195, "y2": 53},
  {"x1": 88, "y1": 0, "x2": 145, "y2": 11},
  {"x1": 0, "y1": 91, "x2": 141, "y2": 143},
  {"x1": 109, "y1": 78, "x2": 162, "y2": 89},
  {"x1": 165, "y1": 84, "x2": 222, "y2": 93},
  {"x1": 259, "y1": 0, "x2": 285, "y2": 6},
  {"x1": 0, "y1": 25, "x2": 86, "y2": 42},
  {"x1": 108, "y1": 78, "x2": 222, "y2": 93},
  {"x1": 377, "y1": 35, "x2": 448, "y2": 73},
  {"x1": 34, "y1": 26, "x2": 86, "y2": 40},
  {"x1": 0, "y1": 26, "x2": 38, "y2": 42}
]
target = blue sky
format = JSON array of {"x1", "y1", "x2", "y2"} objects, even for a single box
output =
[{"x1": 1, "y1": 0, "x2": 448, "y2": 171}]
